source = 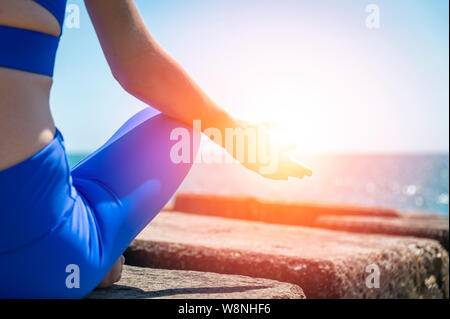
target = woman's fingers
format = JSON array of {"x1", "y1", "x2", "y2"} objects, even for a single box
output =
[
  {"x1": 290, "y1": 158, "x2": 313, "y2": 178},
  {"x1": 255, "y1": 156, "x2": 312, "y2": 180},
  {"x1": 278, "y1": 154, "x2": 313, "y2": 179}
]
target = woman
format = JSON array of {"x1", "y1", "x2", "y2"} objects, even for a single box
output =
[{"x1": 0, "y1": 0, "x2": 311, "y2": 298}]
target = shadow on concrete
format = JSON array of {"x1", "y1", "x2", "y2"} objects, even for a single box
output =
[{"x1": 93, "y1": 284, "x2": 270, "y2": 299}]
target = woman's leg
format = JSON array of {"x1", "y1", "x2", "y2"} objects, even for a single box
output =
[
  {"x1": 71, "y1": 108, "x2": 200, "y2": 291},
  {"x1": 0, "y1": 108, "x2": 197, "y2": 298}
]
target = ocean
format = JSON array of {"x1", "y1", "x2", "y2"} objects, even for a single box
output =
[{"x1": 68, "y1": 153, "x2": 449, "y2": 216}]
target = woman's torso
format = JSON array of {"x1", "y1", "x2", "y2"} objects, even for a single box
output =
[{"x1": 0, "y1": 0, "x2": 63, "y2": 170}]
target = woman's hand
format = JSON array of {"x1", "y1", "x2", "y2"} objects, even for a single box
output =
[
  {"x1": 85, "y1": 0, "x2": 312, "y2": 181},
  {"x1": 223, "y1": 120, "x2": 313, "y2": 180}
]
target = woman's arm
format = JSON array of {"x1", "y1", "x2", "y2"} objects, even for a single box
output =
[
  {"x1": 85, "y1": 0, "x2": 311, "y2": 179},
  {"x1": 84, "y1": 0, "x2": 237, "y2": 134}
]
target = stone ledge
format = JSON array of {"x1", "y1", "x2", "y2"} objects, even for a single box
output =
[
  {"x1": 124, "y1": 212, "x2": 449, "y2": 299},
  {"x1": 87, "y1": 265, "x2": 305, "y2": 299},
  {"x1": 173, "y1": 193, "x2": 401, "y2": 227},
  {"x1": 316, "y1": 215, "x2": 449, "y2": 251},
  {"x1": 172, "y1": 194, "x2": 448, "y2": 248}
]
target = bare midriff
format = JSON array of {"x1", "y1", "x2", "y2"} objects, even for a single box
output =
[{"x1": 0, "y1": 0, "x2": 61, "y2": 170}]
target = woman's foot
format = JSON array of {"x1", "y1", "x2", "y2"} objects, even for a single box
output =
[{"x1": 96, "y1": 255, "x2": 125, "y2": 289}]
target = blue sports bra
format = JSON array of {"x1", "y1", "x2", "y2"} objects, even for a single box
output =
[{"x1": 0, "y1": 0, "x2": 68, "y2": 77}]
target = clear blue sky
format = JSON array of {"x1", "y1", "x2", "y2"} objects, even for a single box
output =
[{"x1": 51, "y1": 0, "x2": 449, "y2": 153}]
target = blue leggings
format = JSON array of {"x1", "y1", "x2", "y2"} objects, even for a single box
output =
[{"x1": 0, "y1": 108, "x2": 199, "y2": 298}]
